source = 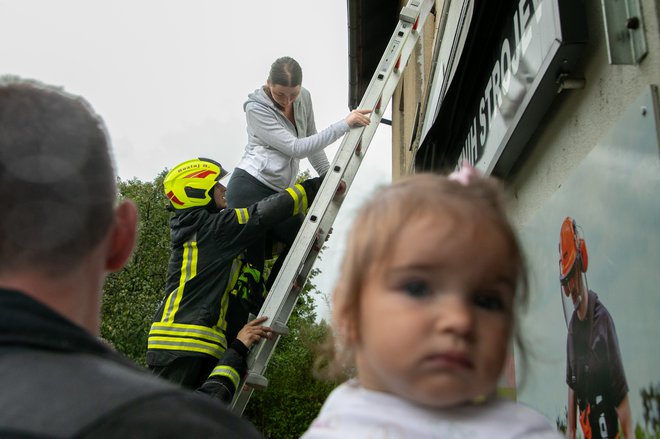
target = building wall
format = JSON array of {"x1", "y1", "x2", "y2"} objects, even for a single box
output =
[
  {"x1": 391, "y1": 0, "x2": 441, "y2": 180},
  {"x1": 393, "y1": 0, "x2": 659, "y2": 219},
  {"x1": 388, "y1": 0, "x2": 660, "y2": 426},
  {"x1": 507, "y1": 0, "x2": 660, "y2": 226}
]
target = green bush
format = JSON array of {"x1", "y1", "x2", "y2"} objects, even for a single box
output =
[
  {"x1": 244, "y1": 269, "x2": 340, "y2": 438},
  {"x1": 101, "y1": 171, "x2": 337, "y2": 435},
  {"x1": 101, "y1": 173, "x2": 169, "y2": 365}
]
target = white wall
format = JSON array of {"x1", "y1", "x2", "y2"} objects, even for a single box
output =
[{"x1": 508, "y1": 0, "x2": 660, "y2": 226}]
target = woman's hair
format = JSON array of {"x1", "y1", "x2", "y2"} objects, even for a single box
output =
[
  {"x1": 318, "y1": 172, "x2": 529, "y2": 381},
  {"x1": 268, "y1": 56, "x2": 303, "y2": 87}
]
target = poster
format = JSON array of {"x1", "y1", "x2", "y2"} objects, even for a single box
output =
[{"x1": 517, "y1": 86, "x2": 660, "y2": 438}]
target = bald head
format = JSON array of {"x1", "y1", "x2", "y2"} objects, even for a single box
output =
[{"x1": 0, "y1": 78, "x2": 116, "y2": 277}]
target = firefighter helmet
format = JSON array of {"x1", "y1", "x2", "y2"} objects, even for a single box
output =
[
  {"x1": 163, "y1": 157, "x2": 228, "y2": 210},
  {"x1": 558, "y1": 217, "x2": 588, "y2": 284}
]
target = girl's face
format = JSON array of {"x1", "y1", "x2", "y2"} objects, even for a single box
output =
[{"x1": 351, "y1": 214, "x2": 518, "y2": 408}]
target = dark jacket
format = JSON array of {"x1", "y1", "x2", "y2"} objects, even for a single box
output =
[
  {"x1": 147, "y1": 177, "x2": 322, "y2": 367},
  {"x1": 566, "y1": 290, "x2": 628, "y2": 439},
  {"x1": 0, "y1": 288, "x2": 262, "y2": 438},
  {"x1": 197, "y1": 338, "x2": 250, "y2": 403}
]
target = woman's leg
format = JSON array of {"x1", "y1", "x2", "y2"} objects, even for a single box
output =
[
  {"x1": 226, "y1": 167, "x2": 275, "y2": 208},
  {"x1": 225, "y1": 168, "x2": 277, "y2": 274},
  {"x1": 225, "y1": 169, "x2": 306, "y2": 292}
]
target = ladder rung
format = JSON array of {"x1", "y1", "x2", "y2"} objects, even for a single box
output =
[
  {"x1": 244, "y1": 373, "x2": 269, "y2": 390},
  {"x1": 270, "y1": 321, "x2": 289, "y2": 336},
  {"x1": 400, "y1": 3, "x2": 421, "y2": 23}
]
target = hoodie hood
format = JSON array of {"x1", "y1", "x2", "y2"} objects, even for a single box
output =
[{"x1": 244, "y1": 86, "x2": 276, "y2": 112}]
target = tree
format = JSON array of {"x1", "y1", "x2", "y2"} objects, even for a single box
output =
[
  {"x1": 101, "y1": 172, "x2": 170, "y2": 365},
  {"x1": 101, "y1": 170, "x2": 339, "y2": 435},
  {"x1": 239, "y1": 169, "x2": 341, "y2": 437},
  {"x1": 244, "y1": 267, "x2": 340, "y2": 439}
]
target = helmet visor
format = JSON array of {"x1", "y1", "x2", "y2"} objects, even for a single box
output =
[{"x1": 559, "y1": 272, "x2": 584, "y2": 328}]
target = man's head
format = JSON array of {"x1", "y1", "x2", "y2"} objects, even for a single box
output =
[
  {"x1": 558, "y1": 217, "x2": 589, "y2": 317},
  {"x1": 0, "y1": 78, "x2": 119, "y2": 277},
  {"x1": 0, "y1": 77, "x2": 137, "y2": 332},
  {"x1": 163, "y1": 158, "x2": 229, "y2": 211}
]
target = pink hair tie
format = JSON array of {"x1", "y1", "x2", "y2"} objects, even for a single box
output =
[{"x1": 448, "y1": 162, "x2": 481, "y2": 186}]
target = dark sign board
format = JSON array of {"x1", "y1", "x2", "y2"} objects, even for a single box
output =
[{"x1": 416, "y1": 0, "x2": 587, "y2": 176}]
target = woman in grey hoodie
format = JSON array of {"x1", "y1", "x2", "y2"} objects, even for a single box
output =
[{"x1": 226, "y1": 56, "x2": 370, "y2": 292}]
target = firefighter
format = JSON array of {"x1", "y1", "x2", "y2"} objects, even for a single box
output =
[
  {"x1": 147, "y1": 157, "x2": 322, "y2": 399},
  {"x1": 559, "y1": 217, "x2": 633, "y2": 439}
]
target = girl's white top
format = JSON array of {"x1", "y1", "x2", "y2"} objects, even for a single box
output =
[{"x1": 302, "y1": 380, "x2": 562, "y2": 439}]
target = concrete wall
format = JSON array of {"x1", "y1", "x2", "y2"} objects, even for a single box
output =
[
  {"x1": 391, "y1": 0, "x2": 441, "y2": 180},
  {"x1": 507, "y1": 0, "x2": 660, "y2": 226},
  {"x1": 393, "y1": 0, "x2": 659, "y2": 209}
]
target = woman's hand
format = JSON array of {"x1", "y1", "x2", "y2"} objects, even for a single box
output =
[{"x1": 345, "y1": 109, "x2": 372, "y2": 128}]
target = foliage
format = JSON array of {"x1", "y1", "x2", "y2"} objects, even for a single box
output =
[
  {"x1": 242, "y1": 169, "x2": 339, "y2": 436},
  {"x1": 100, "y1": 169, "x2": 338, "y2": 435},
  {"x1": 101, "y1": 172, "x2": 170, "y2": 365},
  {"x1": 639, "y1": 382, "x2": 660, "y2": 438},
  {"x1": 641, "y1": 382, "x2": 660, "y2": 435},
  {"x1": 556, "y1": 406, "x2": 568, "y2": 434},
  {"x1": 244, "y1": 267, "x2": 340, "y2": 438}
]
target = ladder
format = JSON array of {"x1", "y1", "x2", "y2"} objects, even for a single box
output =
[{"x1": 230, "y1": 0, "x2": 434, "y2": 415}]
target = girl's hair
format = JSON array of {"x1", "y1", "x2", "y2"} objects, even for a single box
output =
[
  {"x1": 318, "y1": 172, "x2": 529, "y2": 382},
  {"x1": 268, "y1": 56, "x2": 303, "y2": 87}
]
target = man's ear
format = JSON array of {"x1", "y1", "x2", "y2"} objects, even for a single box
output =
[{"x1": 105, "y1": 200, "x2": 138, "y2": 272}]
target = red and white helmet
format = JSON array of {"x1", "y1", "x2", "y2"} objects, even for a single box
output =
[{"x1": 558, "y1": 216, "x2": 589, "y2": 286}]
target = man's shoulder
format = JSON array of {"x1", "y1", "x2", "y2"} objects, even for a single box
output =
[
  {"x1": 589, "y1": 290, "x2": 615, "y2": 324},
  {"x1": 0, "y1": 349, "x2": 262, "y2": 438},
  {"x1": 81, "y1": 391, "x2": 262, "y2": 438},
  {"x1": 173, "y1": 207, "x2": 236, "y2": 234}
]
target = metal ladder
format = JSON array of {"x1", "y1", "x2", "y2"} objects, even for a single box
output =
[{"x1": 230, "y1": 0, "x2": 434, "y2": 415}]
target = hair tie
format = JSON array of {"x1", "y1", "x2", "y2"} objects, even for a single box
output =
[{"x1": 448, "y1": 162, "x2": 481, "y2": 186}]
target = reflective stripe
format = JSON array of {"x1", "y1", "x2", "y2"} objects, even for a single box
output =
[
  {"x1": 226, "y1": 257, "x2": 244, "y2": 295},
  {"x1": 149, "y1": 322, "x2": 227, "y2": 346},
  {"x1": 216, "y1": 283, "x2": 230, "y2": 331},
  {"x1": 147, "y1": 336, "x2": 226, "y2": 359},
  {"x1": 286, "y1": 187, "x2": 299, "y2": 215},
  {"x1": 286, "y1": 184, "x2": 308, "y2": 215},
  {"x1": 163, "y1": 236, "x2": 198, "y2": 323},
  {"x1": 235, "y1": 208, "x2": 249, "y2": 224},
  {"x1": 148, "y1": 322, "x2": 227, "y2": 358},
  {"x1": 295, "y1": 184, "x2": 309, "y2": 214},
  {"x1": 209, "y1": 365, "x2": 240, "y2": 390}
]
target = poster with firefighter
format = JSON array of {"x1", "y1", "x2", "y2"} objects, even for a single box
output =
[{"x1": 516, "y1": 86, "x2": 660, "y2": 439}]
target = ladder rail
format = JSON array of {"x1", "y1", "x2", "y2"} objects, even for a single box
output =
[{"x1": 230, "y1": 0, "x2": 434, "y2": 415}]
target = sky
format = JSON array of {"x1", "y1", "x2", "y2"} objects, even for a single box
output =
[{"x1": 1, "y1": 0, "x2": 393, "y2": 320}]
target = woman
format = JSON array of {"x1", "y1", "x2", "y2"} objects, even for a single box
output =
[{"x1": 226, "y1": 56, "x2": 370, "y2": 290}]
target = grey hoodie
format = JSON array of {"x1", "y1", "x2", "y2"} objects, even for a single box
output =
[{"x1": 235, "y1": 86, "x2": 350, "y2": 191}]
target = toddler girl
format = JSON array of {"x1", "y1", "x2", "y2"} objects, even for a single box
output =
[{"x1": 302, "y1": 169, "x2": 561, "y2": 438}]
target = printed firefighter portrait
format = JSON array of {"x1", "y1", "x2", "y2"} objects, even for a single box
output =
[{"x1": 558, "y1": 217, "x2": 633, "y2": 439}]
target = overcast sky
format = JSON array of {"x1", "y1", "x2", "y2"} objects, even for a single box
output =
[{"x1": 1, "y1": 0, "x2": 392, "y2": 320}]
